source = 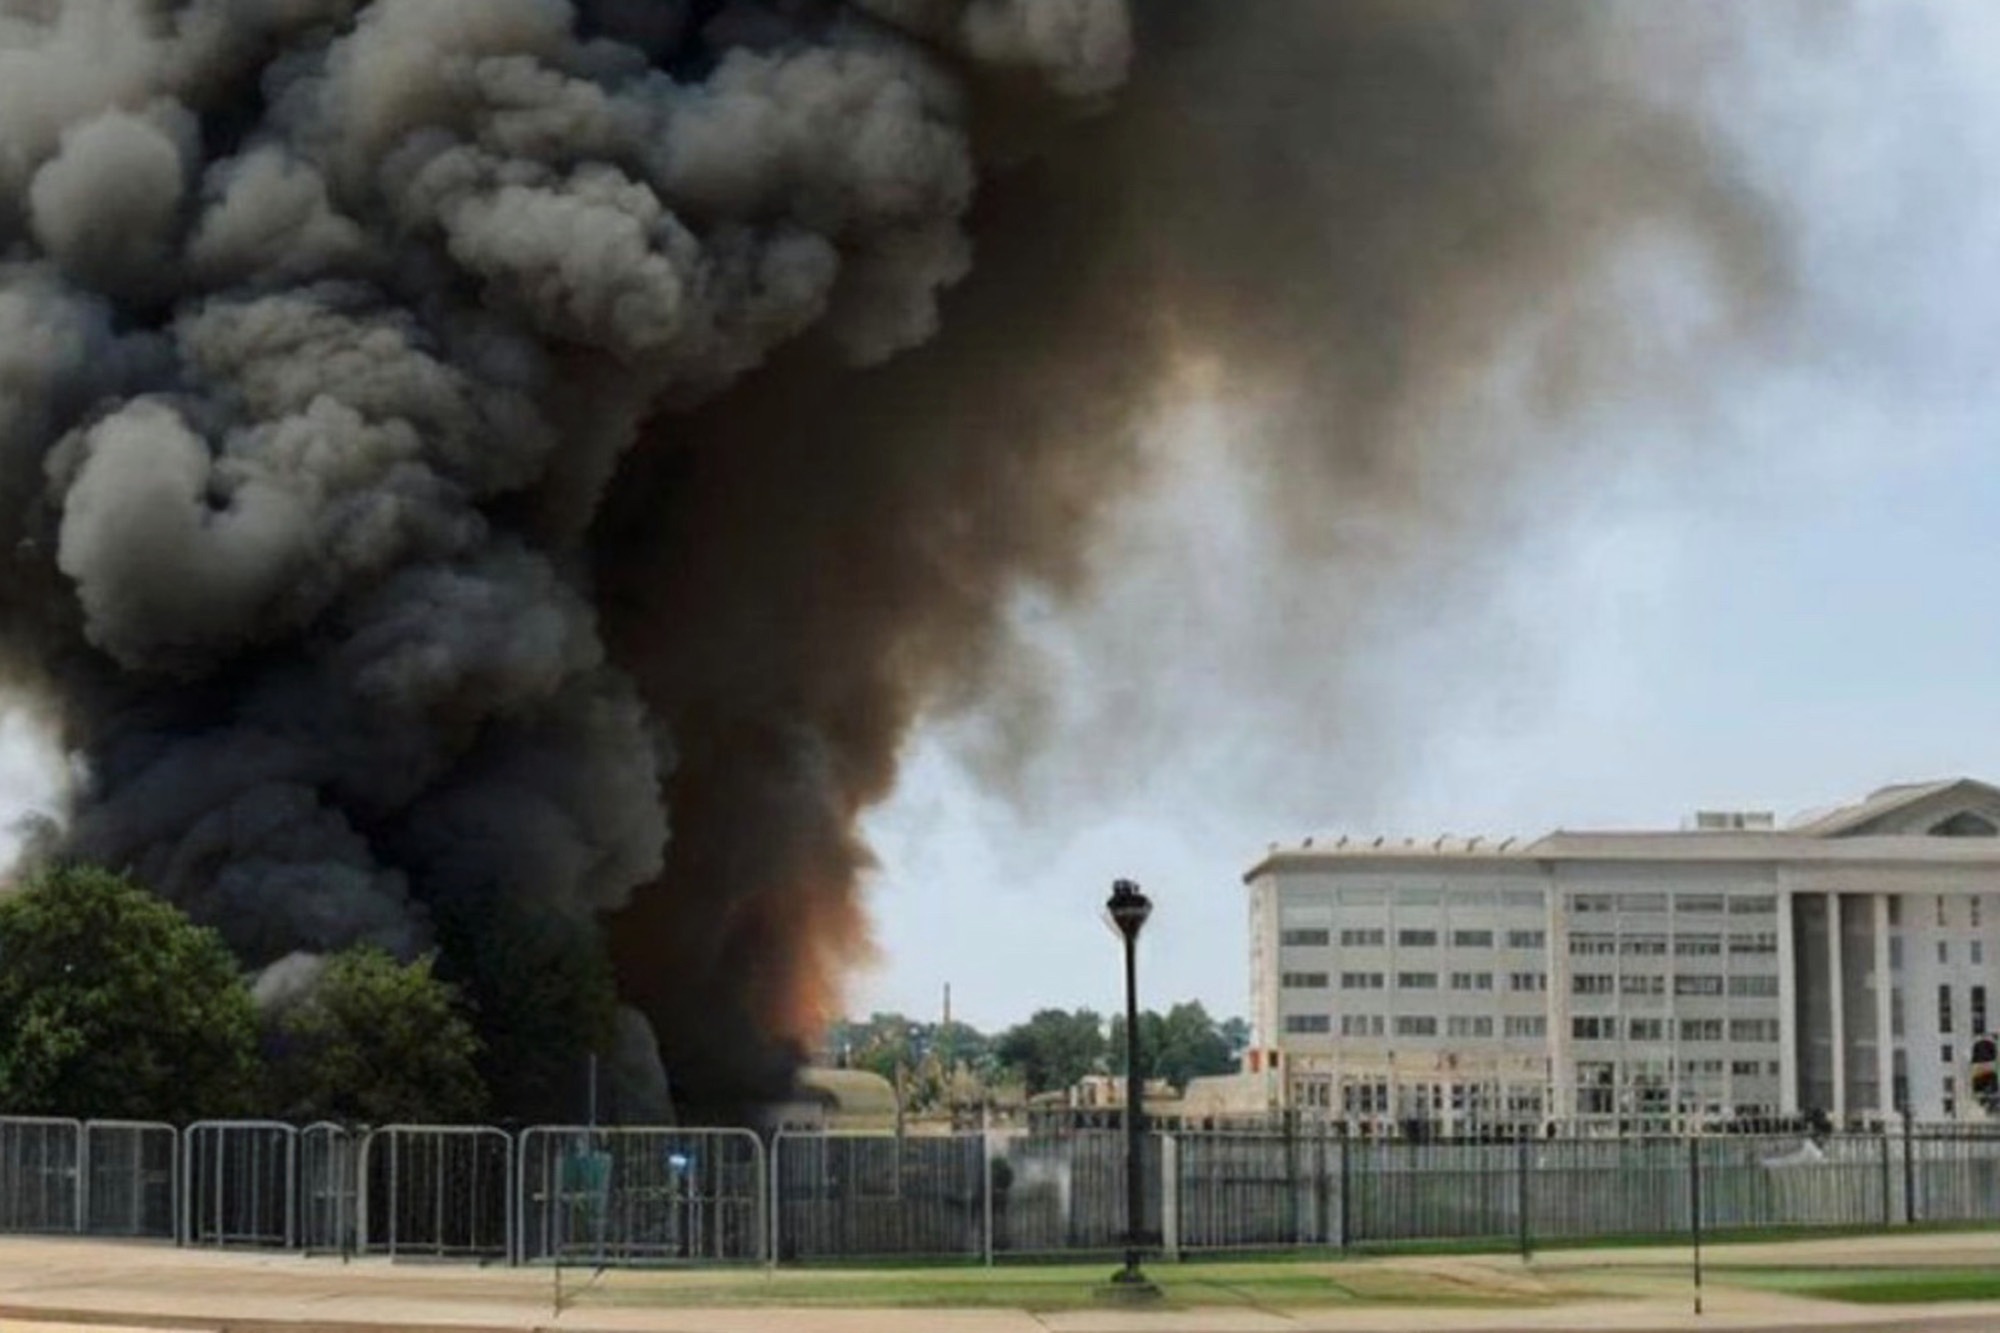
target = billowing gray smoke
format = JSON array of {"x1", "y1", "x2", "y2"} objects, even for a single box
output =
[{"x1": 0, "y1": 1, "x2": 1781, "y2": 1117}]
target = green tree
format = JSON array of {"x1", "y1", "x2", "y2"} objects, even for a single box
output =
[
  {"x1": 995, "y1": 1008, "x2": 1106, "y2": 1094},
  {"x1": 1108, "y1": 1002, "x2": 1241, "y2": 1089},
  {"x1": 0, "y1": 863, "x2": 260, "y2": 1121},
  {"x1": 266, "y1": 946, "x2": 486, "y2": 1124}
]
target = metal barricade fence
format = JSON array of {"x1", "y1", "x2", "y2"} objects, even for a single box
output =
[
  {"x1": 83, "y1": 1121, "x2": 176, "y2": 1239},
  {"x1": 1346, "y1": 1137, "x2": 1519, "y2": 1245},
  {"x1": 182, "y1": 1121, "x2": 297, "y2": 1248},
  {"x1": 517, "y1": 1127, "x2": 765, "y2": 1266},
  {"x1": 1176, "y1": 1130, "x2": 1337, "y2": 1251},
  {"x1": 1697, "y1": 1133, "x2": 1887, "y2": 1232},
  {"x1": 1528, "y1": 1136, "x2": 1686, "y2": 1242},
  {"x1": 990, "y1": 1131, "x2": 1158, "y2": 1256},
  {"x1": 299, "y1": 1123, "x2": 358, "y2": 1254},
  {"x1": 772, "y1": 1132, "x2": 986, "y2": 1261},
  {"x1": 0, "y1": 1117, "x2": 82, "y2": 1234},
  {"x1": 359, "y1": 1125, "x2": 512, "y2": 1261},
  {"x1": 1908, "y1": 1128, "x2": 2000, "y2": 1223}
]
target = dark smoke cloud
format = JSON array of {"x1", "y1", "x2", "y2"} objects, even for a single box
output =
[{"x1": 0, "y1": 0, "x2": 1780, "y2": 1116}]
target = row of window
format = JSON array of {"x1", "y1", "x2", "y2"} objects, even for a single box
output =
[
  {"x1": 1297, "y1": 1013, "x2": 1551, "y2": 1038},
  {"x1": 1571, "y1": 1017, "x2": 1781, "y2": 1043},
  {"x1": 1568, "y1": 932, "x2": 1778, "y2": 957},
  {"x1": 1576, "y1": 1058, "x2": 1780, "y2": 1080},
  {"x1": 1568, "y1": 894, "x2": 1775, "y2": 916},
  {"x1": 1282, "y1": 928, "x2": 1547, "y2": 950},
  {"x1": 1321, "y1": 970, "x2": 1544, "y2": 992},
  {"x1": 1570, "y1": 973, "x2": 1777, "y2": 997}
]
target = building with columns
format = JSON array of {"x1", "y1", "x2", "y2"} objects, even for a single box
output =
[{"x1": 1243, "y1": 779, "x2": 2000, "y2": 1132}]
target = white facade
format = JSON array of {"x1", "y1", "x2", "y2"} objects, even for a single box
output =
[{"x1": 1244, "y1": 779, "x2": 2000, "y2": 1131}]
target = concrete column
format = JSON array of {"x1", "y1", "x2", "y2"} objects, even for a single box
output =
[
  {"x1": 1778, "y1": 887, "x2": 1799, "y2": 1116},
  {"x1": 1874, "y1": 894, "x2": 1895, "y2": 1119},
  {"x1": 1829, "y1": 893, "x2": 1847, "y2": 1122}
]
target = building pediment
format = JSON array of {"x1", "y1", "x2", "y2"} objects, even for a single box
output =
[{"x1": 1796, "y1": 778, "x2": 2000, "y2": 839}]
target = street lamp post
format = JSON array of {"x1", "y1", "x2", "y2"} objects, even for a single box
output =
[{"x1": 1105, "y1": 878, "x2": 1159, "y2": 1296}]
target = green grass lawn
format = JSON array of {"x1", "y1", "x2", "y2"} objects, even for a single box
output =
[
  {"x1": 559, "y1": 1259, "x2": 1579, "y2": 1312},
  {"x1": 1724, "y1": 1266, "x2": 2000, "y2": 1306}
]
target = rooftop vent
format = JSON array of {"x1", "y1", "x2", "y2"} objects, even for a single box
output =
[{"x1": 1687, "y1": 810, "x2": 1775, "y2": 831}]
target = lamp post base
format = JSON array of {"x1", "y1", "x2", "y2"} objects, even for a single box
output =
[{"x1": 1099, "y1": 1254, "x2": 1162, "y2": 1302}]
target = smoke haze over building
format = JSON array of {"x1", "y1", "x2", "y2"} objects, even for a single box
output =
[{"x1": 0, "y1": 1, "x2": 1783, "y2": 1116}]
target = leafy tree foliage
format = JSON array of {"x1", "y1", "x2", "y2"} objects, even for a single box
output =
[
  {"x1": 995, "y1": 1008, "x2": 1109, "y2": 1094},
  {"x1": 0, "y1": 864, "x2": 260, "y2": 1121},
  {"x1": 1109, "y1": 1001, "x2": 1237, "y2": 1089},
  {"x1": 266, "y1": 946, "x2": 486, "y2": 1124}
]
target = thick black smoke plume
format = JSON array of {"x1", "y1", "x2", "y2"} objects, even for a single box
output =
[{"x1": 0, "y1": 1, "x2": 1779, "y2": 1117}]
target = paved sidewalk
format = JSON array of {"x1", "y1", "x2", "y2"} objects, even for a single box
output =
[{"x1": 1, "y1": 1234, "x2": 1999, "y2": 1333}]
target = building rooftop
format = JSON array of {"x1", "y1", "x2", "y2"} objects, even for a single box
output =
[{"x1": 1245, "y1": 777, "x2": 2000, "y2": 881}]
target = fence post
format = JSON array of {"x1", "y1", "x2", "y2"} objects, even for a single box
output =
[
  {"x1": 1160, "y1": 1134, "x2": 1180, "y2": 1260},
  {"x1": 1903, "y1": 1115, "x2": 1917, "y2": 1226},
  {"x1": 1337, "y1": 1131, "x2": 1351, "y2": 1251},
  {"x1": 1689, "y1": 1134, "x2": 1703, "y2": 1317},
  {"x1": 74, "y1": 1121, "x2": 88, "y2": 1236},
  {"x1": 1516, "y1": 1133, "x2": 1531, "y2": 1263},
  {"x1": 767, "y1": 1131, "x2": 781, "y2": 1269},
  {"x1": 981, "y1": 1122, "x2": 995, "y2": 1268},
  {"x1": 1879, "y1": 1126, "x2": 1893, "y2": 1229}
]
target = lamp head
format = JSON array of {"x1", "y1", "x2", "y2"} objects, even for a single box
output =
[{"x1": 1105, "y1": 878, "x2": 1152, "y2": 941}]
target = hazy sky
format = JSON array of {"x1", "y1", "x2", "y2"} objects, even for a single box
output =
[{"x1": 853, "y1": 4, "x2": 2000, "y2": 1033}]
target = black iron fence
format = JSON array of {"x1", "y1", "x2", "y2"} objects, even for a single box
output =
[{"x1": 4, "y1": 1116, "x2": 2000, "y2": 1264}]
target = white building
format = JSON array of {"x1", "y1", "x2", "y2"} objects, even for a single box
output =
[{"x1": 1243, "y1": 779, "x2": 2000, "y2": 1132}]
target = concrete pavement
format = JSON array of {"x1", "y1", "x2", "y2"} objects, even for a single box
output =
[{"x1": 0, "y1": 1232, "x2": 1999, "y2": 1333}]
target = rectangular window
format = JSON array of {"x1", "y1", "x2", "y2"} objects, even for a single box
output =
[
  {"x1": 1976, "y1": 898, "x2": 1985, "y2": 928},
  {"x1": 1394, "y1": 1015, "x2": 1438, "y2": 1037},
  {"x1": 1567, "y1": 893, "x2": 1614, "y2": 914},
  {"x1": 1623, "y1": 893, "x2": 1669, "y2": 914},
  {"x1": 1938, "y1": 895, "x2": 1949, "y2": 928},
  {"x1": 1338, "y1": 928, "x2": 1386, "y2": 948},
  {"x1": 1728, "y1": 896, "x2": 1777, "y2": 916},
  {"x1": 1571, "y1": 1016, "x2": 1615, "y2": 1041},
  {"x1": 1571, "y1": 974, "x2": 1615, "y2": 996},
  {"x1": 1569, "y1": 933, "x2": 1617, "y2": 956},
  {"x1": 1509, "y1": 971, "x2": 1546, "y2": 993},
  {"x1": 1340, "y1": 1014, "x2": 1384, "y2": 1037},
  {"x1": 1280, "y1": 928, "x2": 1330, "y2": 947},
  {"x1": 1940, "y1": 983, "x2": 1955, "y2": 1035},
  {"x1": 1675, "y1": 935, "x2": 1722, "y2": 957},
  {"x1": 1892, "y1": 989, "x2": 1906, "y2": 1038},
  {"x1": 1889, "y1": 936, "x2": 1904, "y2": 970},
  {"x1": 1340, "y1": 972, "x2": 1385, "y2": 991},
  {"x1": 1449, "y1": 971, "x2": 1493, "y2": 992},
  {"x1": 1945, "y1": 1073, "x2": 1958, "y2": 1117},
  {"x1": 1728, "y1": 974, "x2": 1780, "y2": 998},
  {"x1": 1681, "y1": 1018, "x2": 1724, "y2": 1042},
  {"x1": 1888, "y1": 896, "x2": 1903, "y2": 926},
  {"x1": 1504, "y1": 1015, "x2": 1546, "y2": 1039},
  {"x1": 1446, "y1": 1015, "x2": 1494, "y2": 1038},
  {"x1": 1283, "y1": 1014, "x2": 1331, "y2": 1034},
  {"x1": 1943, "y1": 1044, "x2": 1955, "y2": 1066},
  {"x1": 1397, "y1": 972, "x2": 1437, "y2": 990},
  {"x1": 1677, "y1": 895, "x2": 1725, "y2": 915},
  {"x1": 1940, "y1": 940, "x2": 1951, "y2": 966},
  {"x1": 1506, "y1": 929, "x2": 1546, "y2": 949},
  {"x1": 1975, "y1": 985, "x2": 1988, "y2": 1034},
  {"x1": 1977, "y1": 941, "x2": 1987, "y2": 966},
  {"x1": 1731, "y1": 1060, "x2": 1762, "y2": 1077},
  {"x1": 1628, "y1": 1018, "x2": 1666, "y2": 1042},
  {"x1": 1728, "y1": 933, "x2": 1778, "y2": 955},
  {"x1": 1728, "y1": 1018, "x2": 1780, "y2": 1043},
  {"x1": 1676, "y1": 975, "x2": 1725, "y2": 997},
  {"x1": 1620, "y1": 935, "x2": 1667, "y2": 957},
  {"x1": 1398, "y1": 929, "x2": 1438, "y2": 948},
  {"x1": 1451, "y1": 929, "x2": 1493, "y2": 948},
  {"x1": 1281, "y1": 972, "x2": 1329, "y2": 989}
]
